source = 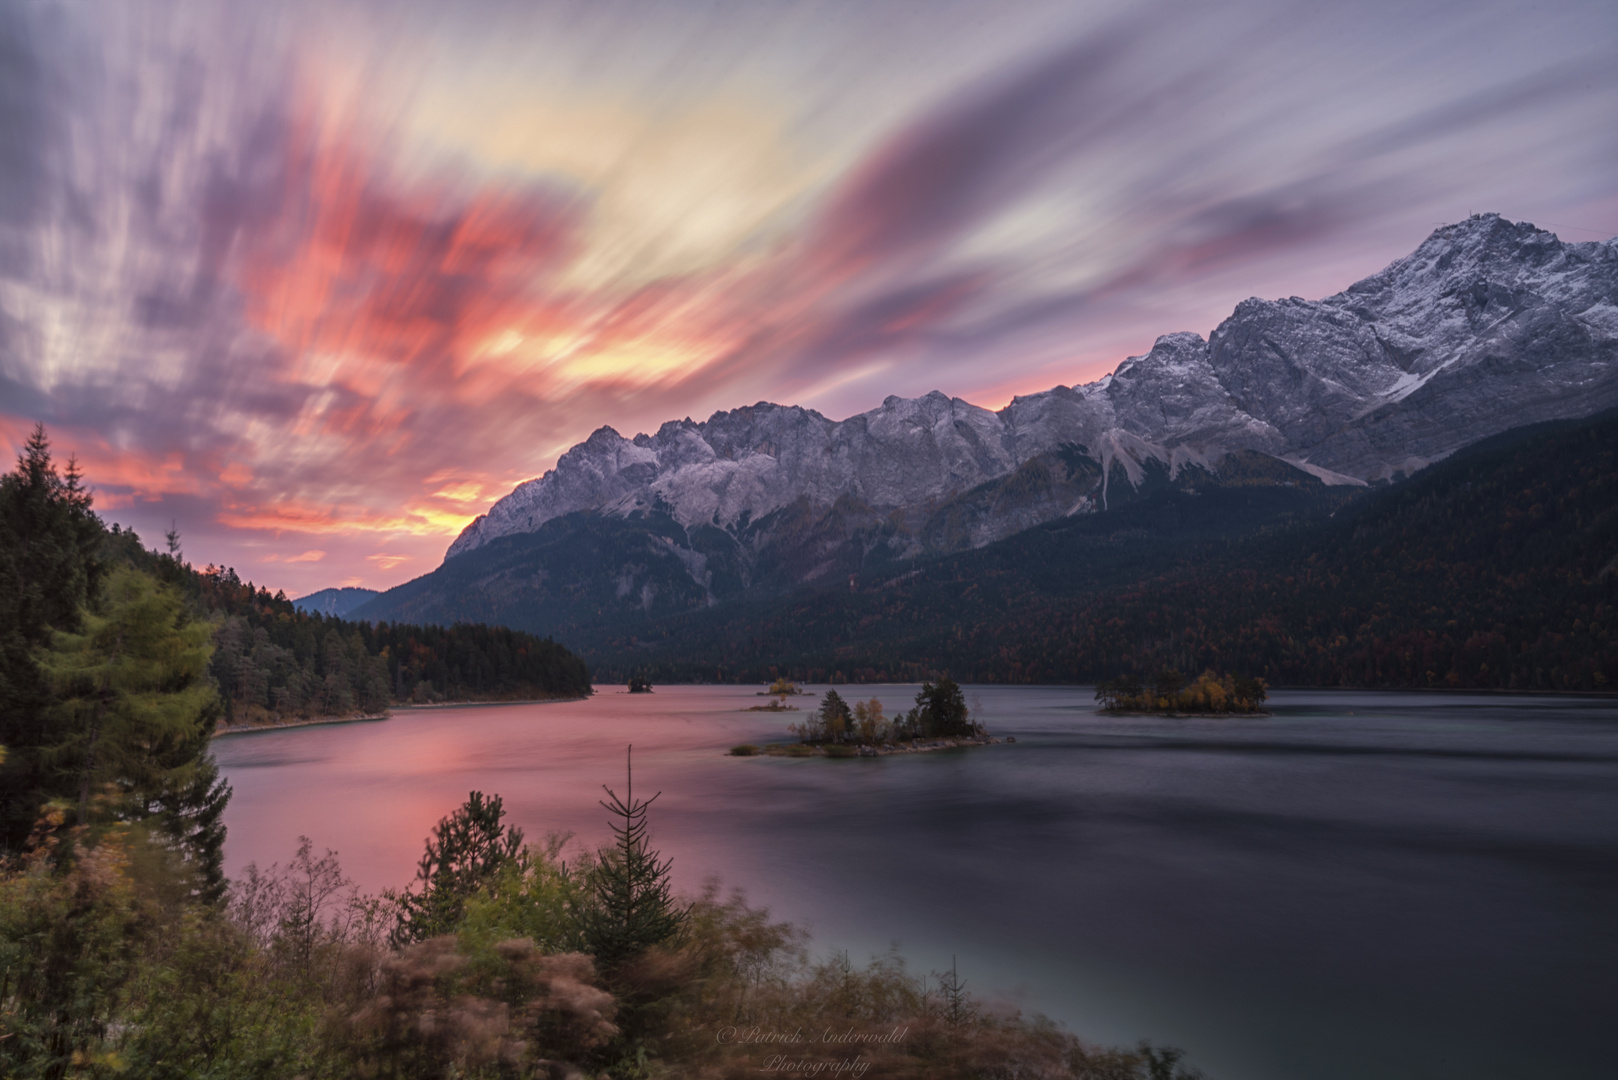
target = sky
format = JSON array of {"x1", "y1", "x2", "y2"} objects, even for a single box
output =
[{"x1": 1, "y1": 0, "x2": 1614, "y2": 597}]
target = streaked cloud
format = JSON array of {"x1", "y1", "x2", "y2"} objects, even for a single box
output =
[
  {"x1": 263, "y1": 549, "x2": 326, "y2": 563},
  {"x1": 0, "y1": 0, "x2": 1613, "y2": 596}
]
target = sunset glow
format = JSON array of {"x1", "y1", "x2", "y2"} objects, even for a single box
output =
[{"x1": 1, "y1": 0, "x2": 1613, "y2": 596}]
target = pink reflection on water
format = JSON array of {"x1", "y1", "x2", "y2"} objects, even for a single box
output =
[{"x1": 212, "y1": 684, "x2": 853, "y2": 894}]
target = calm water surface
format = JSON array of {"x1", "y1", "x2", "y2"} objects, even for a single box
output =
[{"x1": 212, "y1": 686, "x2": 1618, "y2": 1080}]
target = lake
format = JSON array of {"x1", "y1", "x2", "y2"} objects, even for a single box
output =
[{"x1": 211, "y1": 685, "x2": 1618, "y2": 1080}]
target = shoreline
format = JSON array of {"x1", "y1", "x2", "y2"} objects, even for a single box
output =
[
  {"x1": 212, "y1": 694, "x2": 591, "y2": 738},
  {"x1": 213, "y1": 713, "x2": 389, "y2": 738}
]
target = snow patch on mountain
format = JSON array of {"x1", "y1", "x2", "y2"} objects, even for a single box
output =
[{"x1": 448, "y1": 215, "x2": 1616, "y2": 561}]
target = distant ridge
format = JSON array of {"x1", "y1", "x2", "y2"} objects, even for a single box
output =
[
  {"x1": 353, "y1": 214, "x2": 1618, "y2": 653},
  {"x1": 293, "y1": 586, "x2": 380, "y2": 617}
]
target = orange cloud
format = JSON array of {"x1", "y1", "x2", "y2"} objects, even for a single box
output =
[
  {"x1": 216, "y1": 497, "x2": 475, "y2": 538},
  {"x1": 241, "y1": 117, "x2": 579, "y2": 397},
  {"x1": 82, "y1": 451, "x2": 200, "y2": 497},
  {"x1": 259, "y1": 549, "x2": 324, "y2": 563},
  {"x1": 425, "y1": 477, "x2": 493, "y2": 504},
  {"x1": 219, "y1": 462, "x2": 254, "y2": 487},
  {"x1": 366, "y1": 552, "x2": 412, "y2": 571},
  {"x1": 234, "y1": 111, "x2": 776, "y2": 433}
]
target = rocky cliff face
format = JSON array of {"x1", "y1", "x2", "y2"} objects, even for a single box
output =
[{"x1": 446, "y1": 215, "x2": 1615, "y2": 570}]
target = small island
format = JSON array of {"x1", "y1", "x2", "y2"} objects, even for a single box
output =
[
  {"x1": 1095, "y1": 668, "x2": 1269, "y2": 716},
  {"x1": 745, "y1": 677, "x2": 807, "y2": 711},
  {"x1": 627, "y1": 675, "x2": 654, "y2": 693},
  {"x1": 746, "y1": 696, "x2": 799, "y2": 711},
  {"x1": 732, "y1": 677, "x2": 1000, "y2": 757}
]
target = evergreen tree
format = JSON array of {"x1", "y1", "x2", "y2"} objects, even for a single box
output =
[
  {"x1": 581, "y1": 747, "x2": 685, "y2": 971},
  {"x1": 0, "y1": 425, "x2": 103, "y2": 638},
  {"x1": 937, "y1": 955, "x2": 976, "y2": 1029},
  {"x1": 0, "y1": 425, "x2": 106, "y2": 848},
  {"x1": 37, "y1": 566, "x2": 217, "y2": 827},
  {"x1": 392, "y1": 790, "x2": 525, "y2": 943},
  {"x1": 819, "y1": 689, "x2": 851, "y2": 737},
  {"x1": 145, "y1": 751, "x2": 233, "y2": 904},
  {"x1": 914, "y1": 676, "x2": 972, "y2": 737}
]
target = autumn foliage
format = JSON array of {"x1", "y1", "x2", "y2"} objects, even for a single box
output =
[{"x1": 1095, "y1": 669, "x2": 1268, "y2": 714}]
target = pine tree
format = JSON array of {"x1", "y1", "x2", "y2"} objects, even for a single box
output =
[
  {"x1": 0, "y1": 424, "x2": 105, "y2": 848},
  {"x1": 581, "y1": 746, "x2": 685, "y2": 971},
  {"x1": 391, "y1": 790, "x2": 525, "y2": 943},
  {"x1": 819, "y1": 689, "x2": 851, "y2": 741},
  {"x1": 914, "y1": 676, "x2": 971, "y2": 737},
  {"x1": 38, "y1": 566, "x2": 217, "y2": 828},
  {"x1": 936, "y1": 955, "x2": 976, "y2": 1028},
  {"x1": 0, "y1": 425, "x2": 103, "y2": 637},
  {"x1": 146, "y1": 752, "x2": 233, "y2": 904}
]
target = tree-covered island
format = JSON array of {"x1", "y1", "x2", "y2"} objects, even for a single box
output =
[
  {"x1": 732, "y1": 676, "x2": 1000, "y2": 757},
  {"x1": 1095, "y1": 669, "x2": 1270, "y2": 715}
]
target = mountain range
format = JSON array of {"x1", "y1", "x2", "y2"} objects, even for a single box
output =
[
  {"x1": 577, "y1": 406, "x2": 1618, "y2": 690},
  {"x1": 351, "y1": 214, "x2": 1617, "y2": 664}
]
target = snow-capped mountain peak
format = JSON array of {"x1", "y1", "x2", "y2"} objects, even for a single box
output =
[{"x1": 447, "y1": 215, "x2": 1617, "y2": 561}]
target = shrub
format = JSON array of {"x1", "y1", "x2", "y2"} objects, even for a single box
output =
[{"x1": 2, "y1": 786, "x2": 1205, "y2": 1079}]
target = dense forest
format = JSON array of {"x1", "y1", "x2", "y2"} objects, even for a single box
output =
[
  {"x1": 103, "y1": 518, "x2": 592, "y2": 726},
  {"x1": 585, "y1": 408, "x2": 1618, "y2": 692}
]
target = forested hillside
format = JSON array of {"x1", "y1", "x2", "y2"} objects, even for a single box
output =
[
  {"x1": 107, "y1": 530, "x2": 593, "y2": 725},
  {"x1": 587, "y1": 409, "x2": 1618, "y2": 692},
  {"x1": 1, "y1": 424, "x2": 592, "y2": 855}
]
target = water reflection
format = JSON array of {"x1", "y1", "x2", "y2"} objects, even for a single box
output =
[{"x1": 213, "y1": 685, "x2": 1618, "y2": 1080}]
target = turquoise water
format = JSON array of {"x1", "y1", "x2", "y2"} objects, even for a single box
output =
[{"x1": 212, "y1": 685, "x2": 1618, "y2": 1079}]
